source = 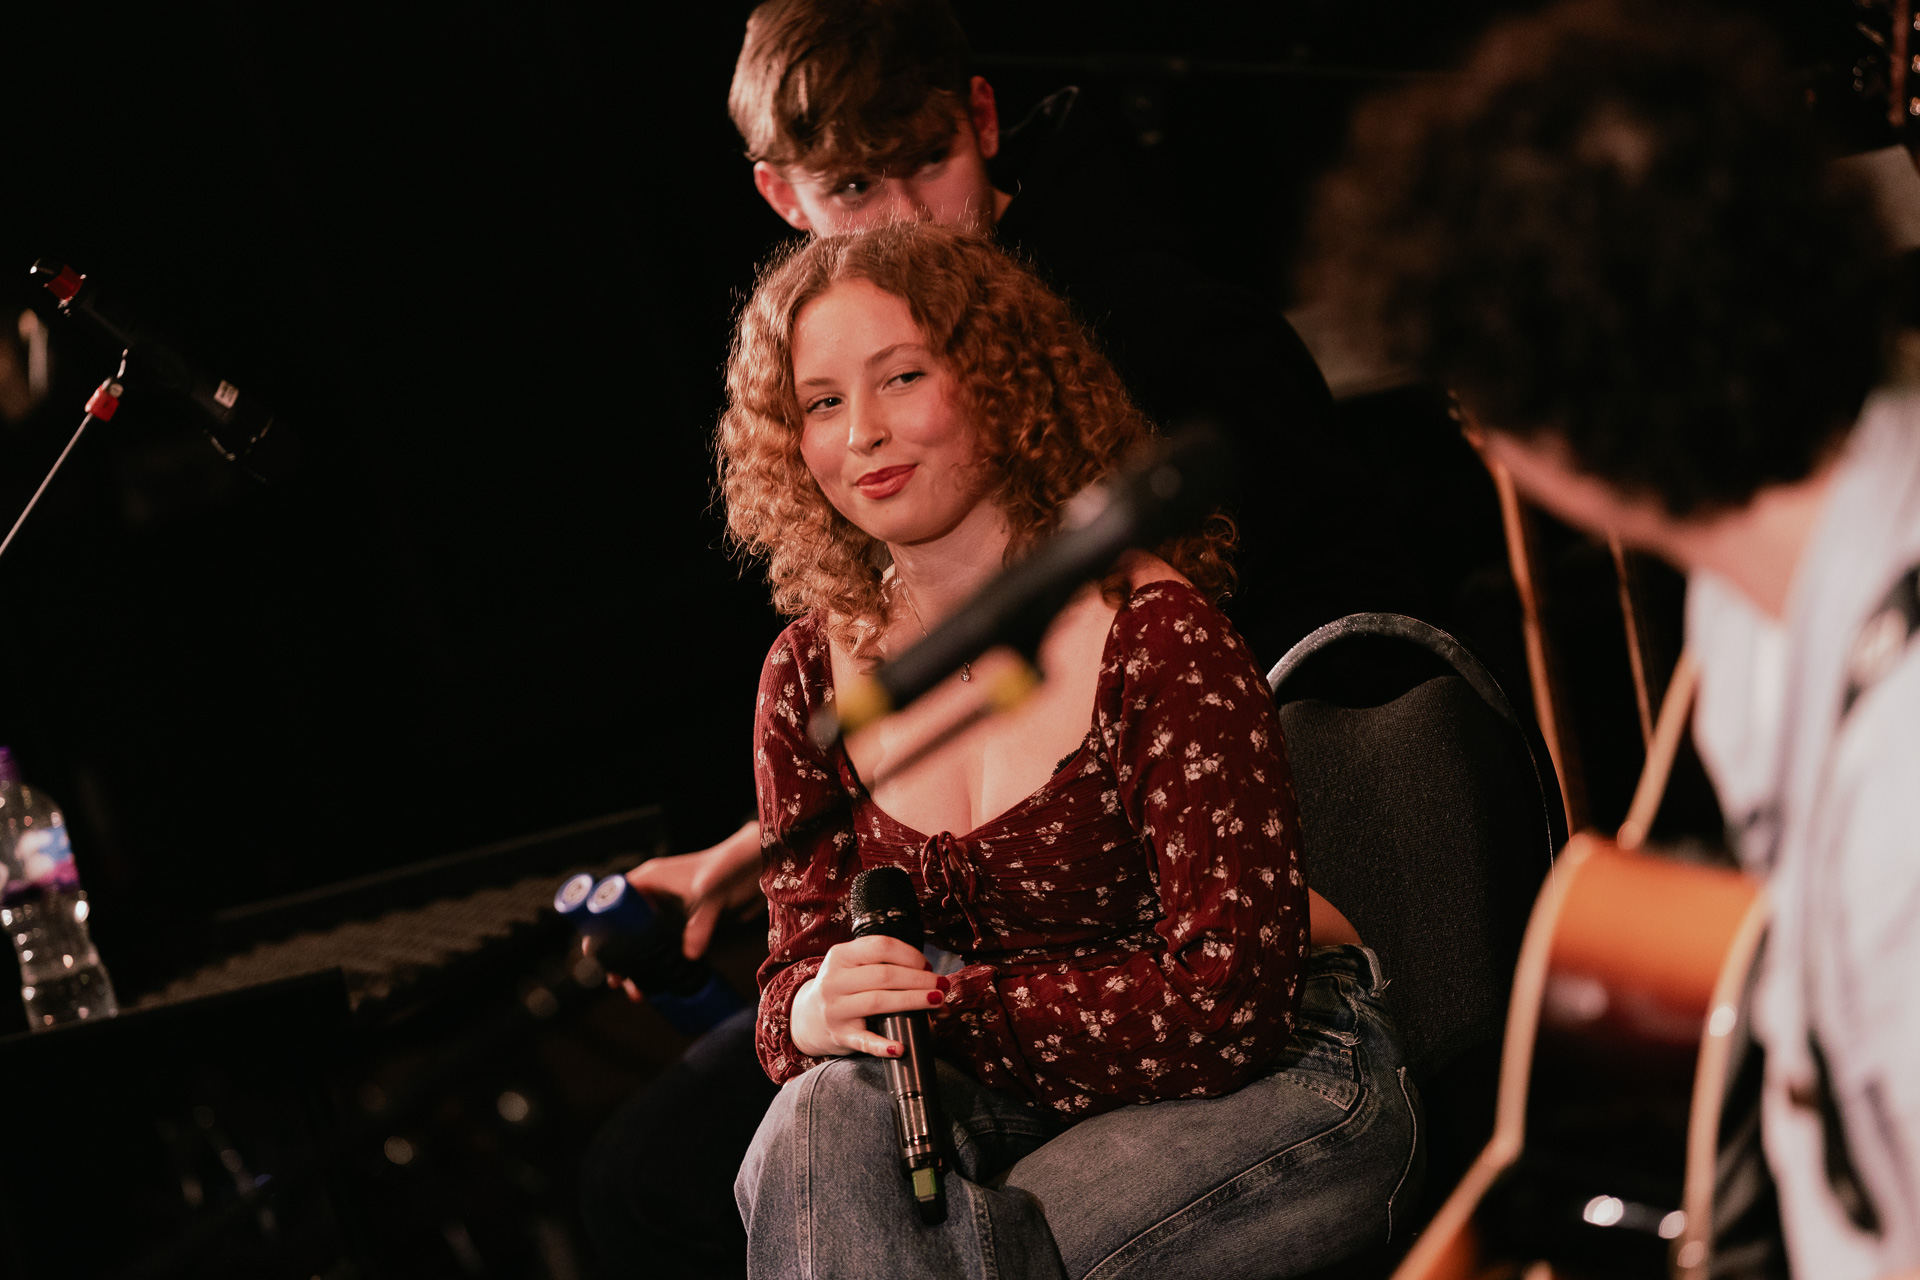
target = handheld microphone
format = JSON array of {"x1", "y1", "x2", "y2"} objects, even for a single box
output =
[
  {"x1": 30, "y1": 259, "x2": 300, "y2": 482},
  {"x1": 814, "y1": 422, "x2": 1236, "y2": 746},
  {"x1": 848, "y1": 865, "x2": 949, "y2": 1225}
]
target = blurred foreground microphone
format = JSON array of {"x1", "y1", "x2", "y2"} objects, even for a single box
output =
[
  {"x1": 555, "y1": 872, "x2": 746, "y2": 1037},
  {"x1": 849, "y1": 865, "x2": 949, "y2": 1224},
  {"x1": 30, "y1": 259, "x2": 300, "y2": 482},
  {"x1": 815, "y1": 423, "x2": 1234, "y2": 746}
]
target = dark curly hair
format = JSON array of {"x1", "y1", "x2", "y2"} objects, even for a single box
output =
[
  {"x1": 1308, "y1": 0, "x2": 1893, "y2": 517},
  {"x1": 719, "y1": 222, "x2": 1235, "y2": 649}
]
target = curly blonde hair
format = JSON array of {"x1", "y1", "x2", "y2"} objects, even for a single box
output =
[{"x1": 718, "y1": 222, "x2": 1233, "y2": 648}]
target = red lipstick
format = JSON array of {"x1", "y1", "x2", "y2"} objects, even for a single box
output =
[{"x1": 855, "y1": 464, "x2": 916, "y2": 499}]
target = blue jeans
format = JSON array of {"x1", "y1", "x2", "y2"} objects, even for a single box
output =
[{"x1": 735, "y1": 945, "x2": 1423, "y2": 1280}]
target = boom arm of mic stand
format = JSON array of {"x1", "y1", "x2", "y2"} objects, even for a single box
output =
[
  {"x1": 849, "y1": 654, "x2": 1045, "y2": 791},
  {"x1": 0, "y1": 352, "x2": 129, "y2": 565},
  {"x1": 812, "y1": 637, "x2": 1046, "y2": 755}
]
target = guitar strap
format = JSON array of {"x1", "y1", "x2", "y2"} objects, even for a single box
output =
[{"x1": 1841, "y1": 563, "x2": 1920, "y2": 718}]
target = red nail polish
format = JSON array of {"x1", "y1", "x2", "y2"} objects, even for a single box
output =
[
  {"x1": 935, "y1": 975, "x2": 952, "y2": 993},
  {"x1": 927, "y1": 989, "x2": 943, "y2": 1004},
  {"x1": 889, "y1": 1044, "x2": 902, "y2": 1057}
]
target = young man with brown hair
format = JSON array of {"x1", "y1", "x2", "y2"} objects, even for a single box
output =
[{"x1": 730, "y1": 0, "x2": 1003, "y2": 233}]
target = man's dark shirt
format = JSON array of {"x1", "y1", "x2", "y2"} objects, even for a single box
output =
[{"x1": 992, "y1": 86, "x2": 1398, "y2": 666}]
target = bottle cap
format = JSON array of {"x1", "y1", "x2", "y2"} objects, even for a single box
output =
[
  {"x1": 553, "y1": 872, "x2": 596, "y2": 917},
  {"x1": 585, "y1": 874, "x2": 656, "y2": 934}
]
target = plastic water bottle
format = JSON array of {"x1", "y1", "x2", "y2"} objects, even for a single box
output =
[
  {"x1": 0, "y1": 749, "x2": 117, "y2": 1030},
  {"x1": 553, "y1": 872, "x2": 745, "y2": 1035}
]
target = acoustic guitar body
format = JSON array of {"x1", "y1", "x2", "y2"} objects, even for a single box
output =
[{"x1": 1395, "y1": 834, "x2": 1767, "y2": 1280}]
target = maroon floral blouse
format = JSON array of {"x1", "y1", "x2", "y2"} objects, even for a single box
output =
[{"x1": 752, "y1": 580, "x2": 1308, "y2": 1118}]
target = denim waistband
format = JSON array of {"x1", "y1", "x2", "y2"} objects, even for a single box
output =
[{"x1": 1305, "y1": 943, "x2": 1388, "y2": 996}]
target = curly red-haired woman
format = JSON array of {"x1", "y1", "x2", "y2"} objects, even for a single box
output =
[{"x1": 725, "y1": 222, "x2": 1418, "y2": 1280}]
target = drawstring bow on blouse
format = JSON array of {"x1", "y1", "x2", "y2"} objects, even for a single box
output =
[{"x1": 919, "y1": 831, "x2": 987, "y2": 952}]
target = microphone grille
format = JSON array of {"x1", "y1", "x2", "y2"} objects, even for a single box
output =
[{"x1": 848, "y1": 865, "x2": 924, "y2": 948}]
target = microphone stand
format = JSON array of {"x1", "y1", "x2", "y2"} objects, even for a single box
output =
[{"x1": 0, "y1": 351, "x2": 129, "y2": 564}]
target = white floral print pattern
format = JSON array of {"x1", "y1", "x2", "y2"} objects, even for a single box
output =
[{"x1": 752, "y1": 581, "x2": 1308, "y2": 1117}]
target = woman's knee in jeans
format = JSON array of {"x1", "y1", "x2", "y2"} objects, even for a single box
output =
[{"x1": 735, "y1": 1057, "x2": 894, "y2": 1214}]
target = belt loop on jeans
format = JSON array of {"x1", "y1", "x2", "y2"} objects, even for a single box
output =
[{"x1": 1358, "y1": 945, "x2": 1388, "y2": 995}]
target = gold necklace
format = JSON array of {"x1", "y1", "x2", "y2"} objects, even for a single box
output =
[{"x1": 896, "y1": 575, "x2": 971, "y2": 682}]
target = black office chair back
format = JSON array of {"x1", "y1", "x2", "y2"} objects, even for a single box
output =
[{"x1": 1269, "y1": 612, "x2": 1560, "y2": 1087}]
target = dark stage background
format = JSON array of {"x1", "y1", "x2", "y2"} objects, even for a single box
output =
[
  {"x1": 0, "y1": 1, "x2": 1531, "y2": 1008},
  {"x1": 0, "y1": 3, "x2": 1884, "y2": 1276},
  {"x1": 0, "y1": 0, "x2": 1873, "y2": 1017}
]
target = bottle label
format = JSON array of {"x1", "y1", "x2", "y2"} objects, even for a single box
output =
[{"x1": 1, "y1": 826, "x2": 79, "y2": 903}]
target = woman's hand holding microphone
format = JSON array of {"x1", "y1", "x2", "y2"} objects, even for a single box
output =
[{"x1": 791, "y1": 935, "x2": 949, "y2": 1059}]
